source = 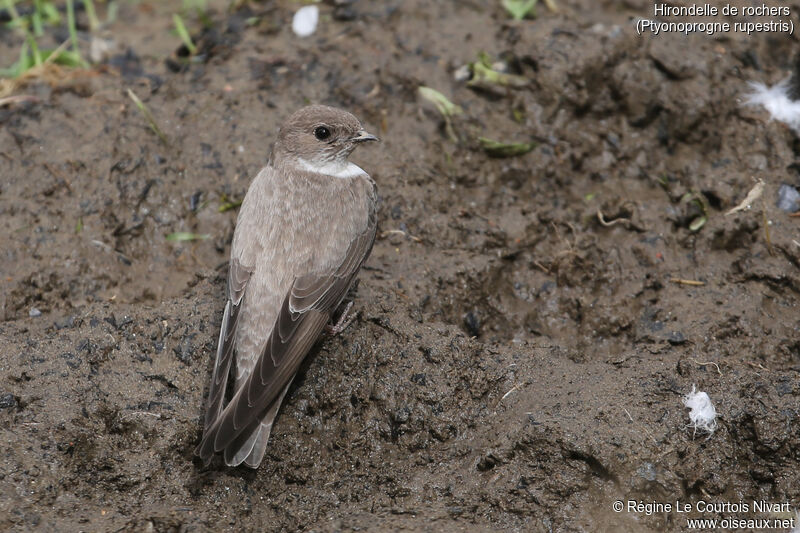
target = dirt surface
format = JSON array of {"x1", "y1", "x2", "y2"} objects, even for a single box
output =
[{"x1": 1, "y1": 1, "x2": 799, "y2": 531}]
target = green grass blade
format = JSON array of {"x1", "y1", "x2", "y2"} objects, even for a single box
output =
[
  {"x1": 166, "y1": 232, "x2": 210, "y2": 242},
  {"x1": 106, "y1": 1, "x2": 118, "y2": 24},
  {"x1": 502, "y1": 0, "x2": 538, "y2": 20},
  {"x1": 0, "y1": 41, "x2": 29, "y2": 78},
  {"x1": 126, "y1": 88, "x2": 169, "y2": 145},
  {"x1": 66, "y1": 0, "x2": 79, "y2": 56},
  {"x1": 478, "y1": 137, "x2": 536, "y2": 158},
  {"x1": 418, "y1": 86, "x2": 462, "y2": 117},
  {"x1": 173, "y1": 14, "x2": 197, "y2": 55},
  {"x1": 469, "y1": 61, "x2": 529, "y2": 89},
  {"x1": 41, "y1": 2, "x2": 61, "y2": 24},
  {"x1": 83, "y1": 0, "x2": 100, "y2": 31},
  {"x1": 218, "y1": 199, "x2": 242, "y2": 213},
  {"x1": 43, "y1": 48, "x2": 84, "y2": 68},
  {"x1": 32, "y1": 0, "x2": 44, "y2": 36},
  {"x1": 26, "y1": 32, "x2": 42, "y2": 66},
  {"x1": 2, "y1": 0, "x2": 23, "y2": 28},
  {"x1": 689, "y1": 216, "x2": 707, "y2": 232}
]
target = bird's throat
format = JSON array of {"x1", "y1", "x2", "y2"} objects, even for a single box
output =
[{"x1": 296, "y1": 157, "x2": 367, "y2": 179}]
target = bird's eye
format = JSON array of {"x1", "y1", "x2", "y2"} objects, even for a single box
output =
[{"x1": 314, "y1": 126, "x2": 331, "y2": 140}]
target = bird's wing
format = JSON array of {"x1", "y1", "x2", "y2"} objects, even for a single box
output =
[
  {"x1": 196, "y1": 208, "x2": 376, "y2": 462},
  {"x1": 201, "y1": 257, "x2": 252, "y2": 429}
]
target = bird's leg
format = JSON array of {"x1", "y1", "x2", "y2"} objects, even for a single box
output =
[{"x1": 326, "y1": 301, "x2": 355, "y2": 335}]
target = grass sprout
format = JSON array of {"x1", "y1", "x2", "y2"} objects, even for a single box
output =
[
  {"x1": 126, "y1": 88, "x2": 169, "y2": 145},
  {"x1": 0, "y1": 40, "x2": 81, "y2": 98},
  {"x1": 468, "y1": 53, "x2": 528, "y2": 92},
  {"x1": 173, "y1": 13, "x2": 197, "y2": 55},
  {"x1": 479, "y1": 137, "x2": 536, "y2": 158},
  {"x1": 166, "y1": 232, "x2": 211, "y2": 242},
  {"x1": 218, "y1": 196, "x2": 243, "y2": 213},
  {"x1": 681, "y1": 191, "x2": 709, "y2": 232},
  {"x1": 82, "y1": 0, "x2": 100, "y2": 31},
  {"x1": 1, "y1": 0, "x2": 88, "y2": 87},
  {"x1": 502, "y1": 0, "x2": 538, "y2": 20},
  {"x1": 65, "y1": 0, "x2": 80, "y2": 58},
  {"x1": 471, "y1": 61, "x2": 528, "y2": 88},
  {"x1": 418, "y1": 86, "x2": 462, "y2": 117},
  {"x1": 419, "y1": 86, "x2": 462, "y2": 142}
]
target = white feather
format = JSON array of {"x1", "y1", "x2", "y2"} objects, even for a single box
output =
[
  {"x1": 744, "y1": 78, "x2": 800, "y2": 134},
  {"x1": 297, "y1": 158, "x2": 366, "y2": 179},
  {"x1": 683, "y1": 385, "x2": 717, "y2": 436},
  {"x1": 292, "y1": 5, "x2": 318, "y2": 38}
]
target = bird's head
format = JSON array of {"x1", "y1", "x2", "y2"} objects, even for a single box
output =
[{"x1": 273, "y1": 105, "x2": 378, "y2": 168}]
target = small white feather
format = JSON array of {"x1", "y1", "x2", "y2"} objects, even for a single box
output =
[
  {"x1": 292, "y1": 5, "x2": 319, "y2": 38},
  {"x1": 744, "y1": 78, "x2": 800, "y2": 134},
  {"x1": 683, "y1": 385, "x2": 717, "y2": 436}
]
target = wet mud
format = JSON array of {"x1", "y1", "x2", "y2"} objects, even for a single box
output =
[{"x1": 1, "y1": 1, "x2": 798, "y2": 531}]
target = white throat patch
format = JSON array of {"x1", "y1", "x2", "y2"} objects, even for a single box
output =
[{"x1": 297, "y1": 158, "x2": 366, "y2": 179}]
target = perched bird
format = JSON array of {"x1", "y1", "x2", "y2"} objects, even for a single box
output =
[{"x1": 196, "y1": 105, "x2": 378, "y2": 468}]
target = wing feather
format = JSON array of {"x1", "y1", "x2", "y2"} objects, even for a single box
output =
[
  {"x1": 201, "y1": 258, "x2": 252, "y2": 428},
  {"x1": 196, "y1": 209, "x2": 376, "y2": 463}
]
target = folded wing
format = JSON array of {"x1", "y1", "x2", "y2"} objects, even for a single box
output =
[
  {"x1": 195, "y1": 208, "x2": 376, "y2": 464},
  {"x1": 201, "y1": 257, "x2": 251, "y2": 429}
]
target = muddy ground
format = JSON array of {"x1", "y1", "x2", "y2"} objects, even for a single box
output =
[{"x1": 1, "y1": 1, "x2": 799, "y2": 531}]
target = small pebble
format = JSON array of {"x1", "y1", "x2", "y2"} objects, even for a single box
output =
[
  {"x1": 776, "y1": 183, "x2": 800, "y2": 213},
  {"x1": 463, "y1": 311, "x2": 481, "y2": 337},
  {"x1": 333, "y1": 5, "x2": 358, "y2": 21},
  {"x1": 667, "y1": 331, "x2": 686, "y2": 345},
  {"x1": 0, "y1": 393, "x2": 16, "y2": 409},
  {"x1": 29, "y1": 308, "x2": 42, "y2": 318},
  {"x1": 637, "y1": 462, "x2": 657, "y2": 481},
  {"x1": 453, "y1": 64, "x2": 471, "y2": 82},
  {"x1": 89, "y1": 36, "x2": 115, "y2": 64}
]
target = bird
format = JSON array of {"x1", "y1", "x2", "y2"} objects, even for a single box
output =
[{"x1": 195, "y1": 105, "x2": 379, "y2": 468}]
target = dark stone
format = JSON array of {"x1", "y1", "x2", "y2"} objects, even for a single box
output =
[
  {"x1": 60, "y1": 352, "x2": 82, "y2": 369},
  {"x1": 667, "y1": 331, "x2": 686, "y2": 345},
  {"x1": 463, "y1": 311, "x2": 481, "y2": 337},
  {"x1": 0, "y1": 393, "x2": 17, "y2": 409},
  {"x1": 174, "y1": 333, "x2": 198, "y2": 363},
  {"x1": 333, "y1": 6, "x2": 358, "y2": 21}
]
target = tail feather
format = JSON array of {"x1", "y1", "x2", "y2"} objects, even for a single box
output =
[
  {"x1": 224, "y1": 419, "x2": 261, "y2": 466},
  {"x1": 224, "y1": 380, "x2": 293, "y2": 468}
]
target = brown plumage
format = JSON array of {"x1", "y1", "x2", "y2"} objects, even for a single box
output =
[{"x1": 196, "y1": 105, "x2": 379, "y2": 467}]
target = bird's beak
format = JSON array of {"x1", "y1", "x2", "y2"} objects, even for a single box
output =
[{"x1": 350, "y1": 130, "x2": 379, "y2": 143}]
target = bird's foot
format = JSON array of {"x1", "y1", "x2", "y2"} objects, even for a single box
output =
[{"x1": 326, "y1": 301, "x2": 356, "y2": 335}]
